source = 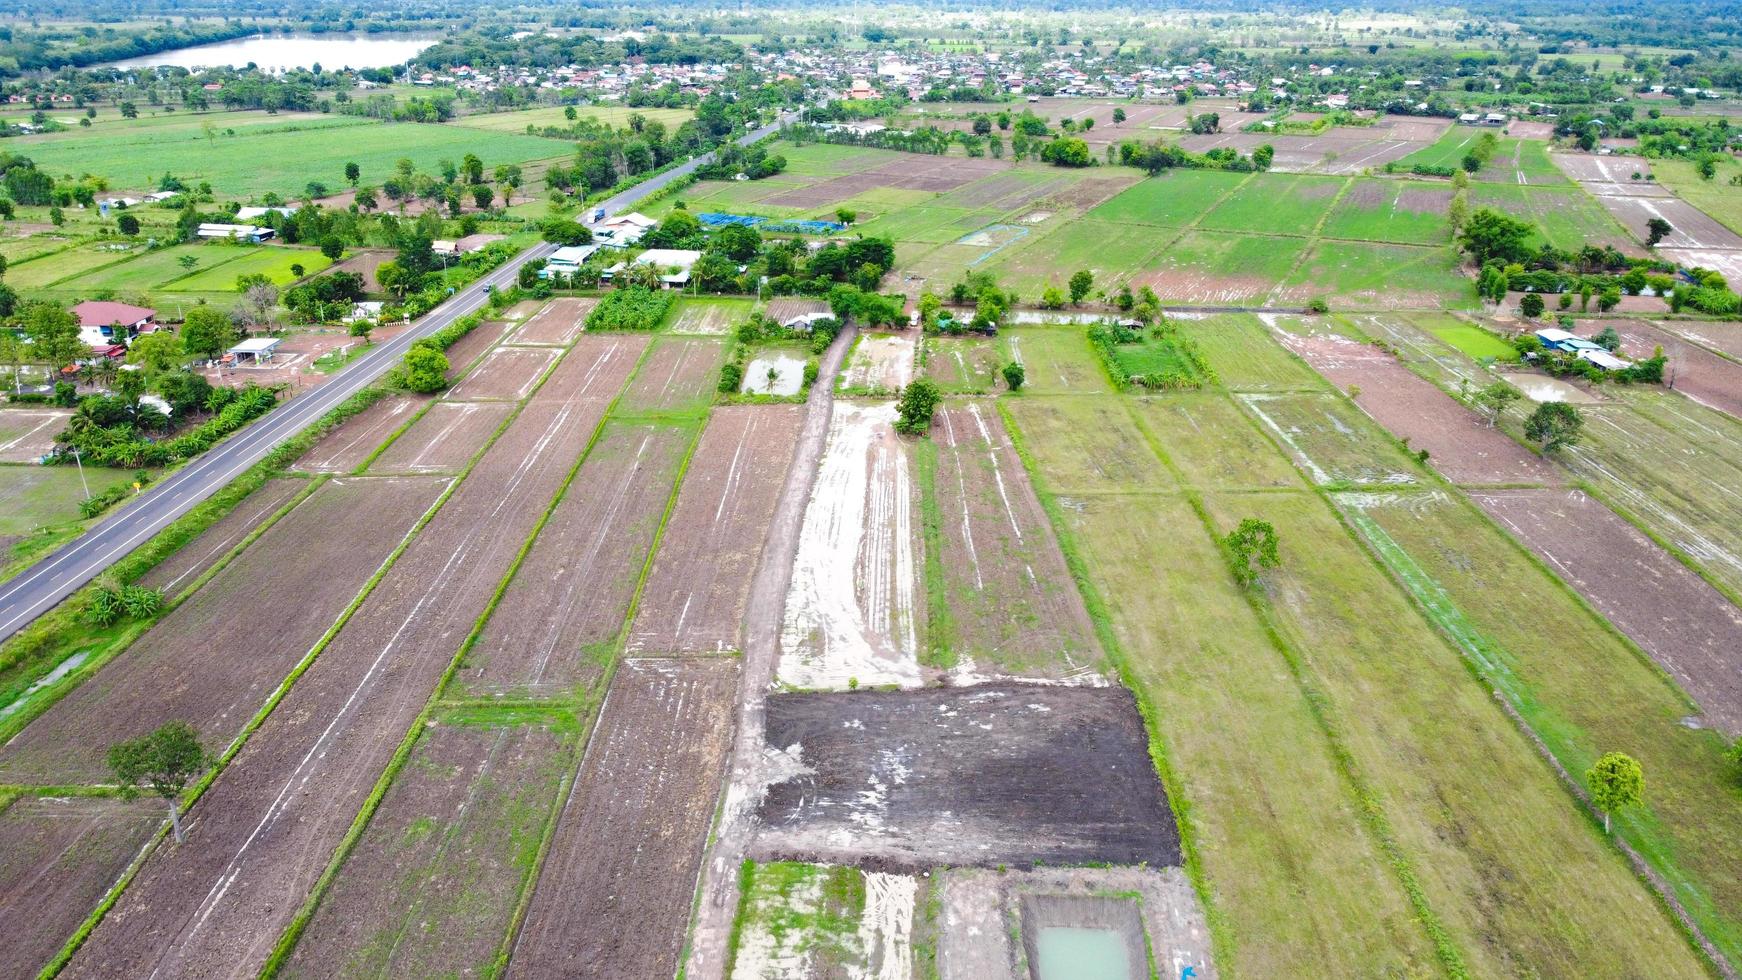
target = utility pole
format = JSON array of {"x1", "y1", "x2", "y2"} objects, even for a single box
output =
[{"x1": 72, "y1": 447, "x2": 90, "y2": 500}]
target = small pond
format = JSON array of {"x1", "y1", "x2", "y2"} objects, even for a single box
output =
[
  {"x1": 1499, "y1": 372, "x2": 1600, "y2": 404},
  {"x1": 741, "y1": 352, "x2": 807, "y2": 396},
  {"x1": 1033, "y1": 926, "x2": 1133, "y2": 980}
]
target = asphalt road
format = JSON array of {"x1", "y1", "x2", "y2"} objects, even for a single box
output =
[{"x1": 0, "y1": 113, "x2": 793, "y2": 642}]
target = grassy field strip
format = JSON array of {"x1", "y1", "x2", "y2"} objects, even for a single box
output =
[
  {"x1": 0, "y1": 475, "x2": 323, "y2": 747},
  {"x1": 1339, "y1": 491, "x2": 1742, "y2": 970},
  {"x1": 999, "y1": 396, "x2": 1446, "y2": 977},
  {"x1": 259, "y1": 330, "x2": 651, "y2": 974}
]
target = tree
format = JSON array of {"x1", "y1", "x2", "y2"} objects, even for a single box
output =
[
  {"x1": 1002, "y1": 361, "x2": 1025, "y2": 391},
  {"x1": 403, "y1": 344, "x2": 450, "y2": 393},
  {"x1": 180, "y1": 305, "x2": 238, "y2": 362},
  {"x1": 1473, "y1": 381, "x2": 1521, "y2": 426},
  {"x1": 1519, "y1": 292, "x2": 1544, "y2": 318},
  {"x1": 1525, "y1": 401, "x2": 1583, "y2": 453},
  {"x1": 1594, "y1": 326, "x2": 1622, "y2": 352},
  {"x1": 108, "y1": 721, "x2": 210, "y2": 843},
  {"x1": 1459, "y1": 209, "x2": 1534, "y2": 265},
  {"x1": 345, "y1": 161, "x2": 360, "y2": 186},
  {"x1": 1112, "y1": 107, "x2": 1127, "y2": 124},
  {"x1": 1223, "y1": 518, "x2": 1280, "y2": 587},
  {"x1": 541, "y1": 218, "x2": 593, "y2": 247},
  {"x1": 1586, "y1": 751, "x2": 1643, "y2": 834},
  {"x1": 353, "y1": 186, "x2": 378, "y2": 212},
  {"x1": 1645, "y1": 217, "x2": 1672, "y2": 247},
  {"x1": 22, "y1": 301, "x2": 85, "y2": 372},
  {"x1": 894, "y1": 379, "x2": 941, "y2": 436},
  {"x1": 319, "y1": 236, "x2": 344, "y2": 261},
  {"x1": 116, "y1": 213, "x2": 141, "y2": 236},
  {"x1": 0, "y1": 331, "x2": 23, "y2": 391},
  {"x1": 349, "y1": 319, "x2": 373, "y2": 345},
  {"x1": 127, "y1": 331, "x2": 186, "y2": 373},
  {"x1": 1253, "y1": 143, "x2": 1275, "y2": 170},
  {"x1": 835, "y1": 207, "x2": 857, "y2": 225},
  {"x1": 1068, "y1": 269, "x2": 1094, "y2": 305},
  {"x1": 1040, "y1": 286, "x2": 1066, "y2": 309},
  {"x1": 1039, "y1": 136, "x2": 1093, "y2": 168}
]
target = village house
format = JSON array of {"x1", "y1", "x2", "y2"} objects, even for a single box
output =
[{"x1": 71, "y1": 300, "x2": 156, "y2": 350}]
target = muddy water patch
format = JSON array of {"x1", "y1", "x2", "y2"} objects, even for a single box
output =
[
  {"x1": 743, "y1": 352, "x2": 809, "y2": 396},
  {"x1": 1500, "y1": 372, "x2": 1600, "y2": 404}
]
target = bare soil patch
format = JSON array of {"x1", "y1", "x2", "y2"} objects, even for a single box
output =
[
  {"x1": 0, "y1": 409, "x2": 69, "y2": 463},
  {"x1": 138, "y1": 477, "x2": 305, "y2": 599},
  {"x1": 937, "y1": 867, "x2": 1214, "y2": 980},
  {"x1": 778, "y1": 401, "x2": 923, "y2": 690},
  {"x1": 458, "y1": 423, "x2": 691, "y2": 698},
  {"x1": 1658, "y1": 247, "x2": 1742, "y2": 291},
  {"x1": 629, "y1": 405, "x2": 805, "y2": 655},
  {"x1": 669, "y1": 302, "x2": 742, "y2": 335},
  {"x1": 280, "y1": 720, "x2": 570, "y2": 979},
  {"x1": 1474, "y1": 488, "x2": 1742, "y2": 735},
  {"x1": 1553, "y1": 153, "x2": 1652, "y2": 184},
  {"x1": 763, "y1": 298, "x2": 831, "y2": 323},
  {"x1": 1277, "y1": 328, "x2": 1561, "y2": 485},
  {"x1": 932, "y1": 404, "x2": 1104, "y2": 680},
  {"x1": 1137, "y1": 268, "x2": 1273, "y2": 306},
  {"x1": 1599, "y1": 196, "x2": 1742, "y2": 249},
  {"x1": 533, "y1": 334, "x2": 648, "y2": 403},
  {"x1": 507, "y1": 658, "x2": 739, "y2": 979},
  {"x1": 369, "y1": 401, "x2": 512, "y2": 474},
  {"x1": 1037, "y1": 175, "x2": 1139, "y2": 212},
  {"x1": 443, "y1": 320, "x2": 509, "y2": 379},
  {"x1": 293, "y1": 394, "x2": 424, "y2": 473},
  {"x1": 1585, "y1": 319, "x2": 1742, "y2": 419},
  {"x1": 1657, "y1": 318, "x2": 1742, "y2": 360},
  {"x1": 513, "y1": 297, "x2": 597, "y2": 346},
  {"x1": 766, "y1": 157, "x2": 1005, "y2": 208},
  {"x1": 841, "y1": 332, "x2": 915, "y2": 391},
  {"x1": 445, "y1": 346, "x2": 559, "y2": 401},
  {"x1": 1378, "y1": 117, "x2": 1453, "y2": 142},
  {"x1": 618, "y1": 337, "x2": 727, "y2": 415},
  {"x1": 0, "y1": 796, "x2": 161, "y2": 979},
  {"x1": 753, "y1": 684, "x2": 1178, "y2": 872},
  {"x1": 60, "y1": 349, "x2": 624, "y2": 978},
  {"x1": 0, "y1": 476, "x2": 444, "y2": 785}
]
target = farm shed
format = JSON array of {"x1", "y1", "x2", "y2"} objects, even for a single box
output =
[{"x1": 227, "y1": 337, "x2": 282, "y2": 364}]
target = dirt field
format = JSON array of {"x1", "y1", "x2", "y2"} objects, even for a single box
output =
[
  {"x1": 763, "y1": 298, "x2": 831, "y2": 324},
  {"x1": 368, "y1": 401, "x2": 512, "y2": 474},
  {"x1": 458, "y1": 422, "x2": 691, "y2": 698},
  {"x1": 325, "y1": 249, "x2": 392, "y2": 292},
  {"x1": 1275, "y1": 326, "x2": 1562, "y2": 485},
  {"x1": 1657, "y1": 247, "x2": 1742, "y2": 289},
  {"x1": 934, "y1": 867, "x2": 1214, "y2": 980},
  {"x1": 1658, "y1": 318, "x2": 1742, "y2": 360},
  {"x1": 840, "y1": 333, "x2": 915, "y2": 391},
  {"x1": 778, "y1": 401, "x2": 923, "y2": 690},
  {"x1": 137, "y1": 476, "x2": 306, "y2": 599},
  {"x1": 628, "y1": 405, "x2": 805, "y2": 655},
  {"x1": 930, "y1": 404, "x2": 1104, "y2": 680},
  {"x1": 512, "y1": 297, "x2": 597, "y2": 346},
  {"x1": 443, "y1": 320, "x2": 510, "y2": 379},
  {"x1": 61, "y1": 342, "x2": 629, "y2": 978},
  {"x1": 293, "y1": 394, "x2": 424, "y2": 473},
  {"x1": 0, "y1": 476, "x2": 443, "y2": 785},
  {"x1": 0, "y1": 796, "x2": 161, "y2": 978},
  {"x1": 0, "y1": 408, "x2": 69, "y2": 463},
  {"x1": 668, "y1": 300, "x2": 747, "y2": 335},
  {"x1": 617, "y1": 336, "x2": 727, "y2": 415},
  {"x1": 1553, "y1": 153, "x2": 1654, "y2": 183},
  {"x1": 1597, "y1": 195, "x2": 1742, "y2": 249},
  {"x1": 532, "y1": 334, "x2": 649, "y2": 403},
  {"x1": 764, "y1": 156, "x2": 1007, "y2": 209},
  {"x1": 445, "y1": 346, "x2": 559, "y2": 401},
  {"x1": 752, "y1": 685, "x2": 1178, "y2": 871},
  {"x1": 280, "y1": 720, "x2": 570, "y2": 979},
  {"x1": 1585, "y1": 319, "x2": 1742, "y2": 419},
  {"x1": 1474, "y1": 488, "x2": 1742, "y2": 735},
  {"x1": 507, "y1": 658, "x2": 739, "y2": 979}
]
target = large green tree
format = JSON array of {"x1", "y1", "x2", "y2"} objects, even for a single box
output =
[
  {"x1": 1458, "y1": 209, "x2": 1534, "y2": 266},
  {"x1": 108, "y1": 721, "x2": 210, "y2": 843},
  {"x1": 1525, "y1": 401, "x2": 1583, "y2": 453},
  {"x1": 180, "y1": 305, "x2": 238, "y2": 362},
  {"x1": 22, "y1": 301, "x2": 85, "y2": 370}
]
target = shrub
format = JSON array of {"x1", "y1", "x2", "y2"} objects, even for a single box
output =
[
  {"x1": 585, "y1": 286, "x2": 674, "y2": 331},
  {"x1": 894, "y1": 379, "x2": 942, "y2": 435},
  {"x1": 402, "y1": 344, "x2": 450, "y2": 393},
  {"x1": 1002, "y1": 361, "x2": 1025, "y2": 391}
]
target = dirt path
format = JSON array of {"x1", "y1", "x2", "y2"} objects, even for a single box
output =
[{"x1": 682, "y1": 325, "x2": 856, "y2": 980}]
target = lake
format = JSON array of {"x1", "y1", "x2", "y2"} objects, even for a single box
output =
[{"x1": 106, "y1": 32, "x2": 443, "y2": 72}]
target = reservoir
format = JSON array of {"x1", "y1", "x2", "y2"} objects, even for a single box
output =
[{"x1": 105, "y1": 32, "x2": 442, "y2": 72}]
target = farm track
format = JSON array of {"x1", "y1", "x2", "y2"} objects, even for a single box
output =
[
  {"x1": 682, "y1": 325, "x2": 855, "y2": 980},
  {"x1": 60, "y1": 340, "x2": 631, "y2": 979},
  {"x1": 0, "y1": 476, "x2": 445, "y2": 785}
]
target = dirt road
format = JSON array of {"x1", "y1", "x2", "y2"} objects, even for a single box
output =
[{"x1": 682, "y1": 325, "x2": 856, "y2": 980}]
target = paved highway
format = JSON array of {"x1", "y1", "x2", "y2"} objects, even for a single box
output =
[{"x1": 0, "y1": 113, "x2": 793, "y2": 642}]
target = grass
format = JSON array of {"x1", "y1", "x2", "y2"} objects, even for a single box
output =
[
  {"x1": 1127, "y1": 394, "x2": 1303, "y2": 490},
  {"x1": 21, "y1": 117, "x2": 564, "y2": 198},
  {"x1": 920, "y1": 335, "x2": 1003, "y2": 393},
  {"x1": 1651, "y1": 156, "x2": 1742, "y2": 237},
  {"x1": 1411, "y1": 313, "x2": 1518, "y2": 362},
  {"x1": 1086, "y1": 169, "x2": 1251, "y2": 227},
  {"x1": 1000, "y1": 396, "x2": 1168, "y2": 495},
  {"x1": 1394, "y1": 125, "x2": 1489, "y2": 171},
  {"x1": 1171, "y1": 314, "x2": 1325, "y2": 390},
  {"x1": 1340, "y1": 489, "x2": 1742, "y2": 966},
  {"x1": 1001, "y1": 327, "x2": 1112, "y2": 394},
  {"x1": 170, "y1": 246, "x2": 332, "y2": 291},
  {"x1": 726, "y1": 862, "x2": 868, "y2": 976},
  {"x1": 1233, "y1": 391, "x2": 1422, "y2": 486},
  {"x1": 0, "y1": 465, "x2": 137, "y2": 537},
  {"x1": 984, "y1": 217, "x2": 1166, "y2": 293},
  {"x1": 1320, "y1": 179, "x2": 1452, "y2": 245},
  {"x1": 1279, "y1": 240, "x2": 1470, "y2": 311},
  {"x1": 7, "y1": 242, "x2": 142, "y2": 289},
  {"x1": 1198, "y1": 173, "x2": 1348, "y2": 236},
  {"x1": 450, "y1": 105, "x2": 693, "y2": 134},
  {"x1": 1469, "y1": 183, "x2": 1633, "y2": 252}
]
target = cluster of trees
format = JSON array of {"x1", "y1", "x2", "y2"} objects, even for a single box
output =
[
  {"x1": 415, "y1": 30, "x2": 743, "y2": 72},
  {"x1": 544, "y1": 99, "x2": 767, "y2": 203},
  {"x1": 1117, "y1": 137, "x2": 1274, "y2": 174}
]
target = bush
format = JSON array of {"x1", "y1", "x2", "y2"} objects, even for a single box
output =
[
  {"x1": 585, "y1": 286, "x2": 674, "y2": 332},
  {"x1": 717, "y1": 361, "x2": 743, "y2": 393},
  {"x1": 1002, "y1": 361, "x2": 1025, "y2": 391},
  {"x1": 402, "y1": 344, "x2": 450, "y2": 393},
  {"x1": 894, "y1": 379, "x2": 941, "y2": 435}
]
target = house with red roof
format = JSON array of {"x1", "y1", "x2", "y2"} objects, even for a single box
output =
[{"x1": 71, "y1": 301, "x2": 156, "y2": 350}]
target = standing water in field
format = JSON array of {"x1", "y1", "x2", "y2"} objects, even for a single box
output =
[{"x1": 1034, "y1": 927, "x2": 1134, "y2": 980}]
